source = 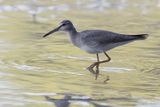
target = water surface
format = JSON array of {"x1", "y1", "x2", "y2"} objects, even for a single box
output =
[{"x1": 0, "y1": 0, "x2": 160, "y2": 107}]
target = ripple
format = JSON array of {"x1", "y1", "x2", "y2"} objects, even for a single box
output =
[
  {"x1": 72, "y1": 96, "x2": 90, "y2": 99},
  {"x1": 46, "y1": 69, "x2": 84, "y2": 76},
  {"x1": 136, "y1": 98, "x2": 160, "y2": 107},
  {"x1": 12, "y1": 63, "x2": 41, "y2": 71},
  {"x1": 102, "y1": 67, "x2": 134, "y2": 73},
  {"x1": 0, "y1": 40, "x2": 14, "y2": 52},
  {"x1": 0, "y1": 100, "x2": 25, "y2": 106},
  {"x1": 0, "y1": 87, "x2": 52, "y2": 106},
  {"x1": 0, "y1": 81, "x2": 11, "y2": 89},
  {"x1": 0, "y1": 4, "x2": 69, "y2": 13},
  {"x1": 0, "y1": 97, "x2": 52, "y2": 106},
  {"x1": 62, "y1": 55, "x2": 95, "y2": 61},
  {"x1": 73, "y1": 101, "x2": 90, "y2": 106},
  {"x1": 146, "y1": 68, "x2": 160, "y2": 75},
  {"x1": 0, "y1": 72, "x2": 15, "y2": 77},
  {"x1": 9, "y1": 61, "x2": 84, "y2": 76},
  {"x1": 0, "y1": 0, "x2": 158, "y2": 15},
  {"x1": 47, "y1": 5, "x2": 69, "y2": 11},
  {"x1": 85, "y1": 0, "x2": 111, "y2": 11},
  {"x1": 21, "y1": 92, "x2": 57, "y2": 96},
  {"x1": 0, "y1": 30, "x2": 6, "y2": 32},
  {"x1": 0, "y1": 60, "x2": 8, "y2": 69}
]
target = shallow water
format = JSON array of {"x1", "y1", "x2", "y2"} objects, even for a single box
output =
[{"x1": 0, "y1": 0, "x2": 160, "y2": 107}]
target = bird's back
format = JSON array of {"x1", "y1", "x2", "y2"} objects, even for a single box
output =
[
  {"x1": 80, "y1": 30, "x2": 147, "y2": 43},
  {"x1": 78, "y1": 30, "x2": 148, "y2": 53}
]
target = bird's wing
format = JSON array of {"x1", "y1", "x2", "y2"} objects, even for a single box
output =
[{"x1": 80, "y1": 30, "x2": 136, "y2": 47}]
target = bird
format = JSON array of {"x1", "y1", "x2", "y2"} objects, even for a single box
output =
[{"x1": 43, "y1": 20, "x2": 148, "y2": 80}]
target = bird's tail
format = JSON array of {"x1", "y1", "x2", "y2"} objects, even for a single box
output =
[{"x1": 130, "y1": 34, "x2": 149, "y2": 40}]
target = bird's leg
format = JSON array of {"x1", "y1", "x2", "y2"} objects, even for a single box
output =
[
  {"x1": 94, "y1": 52, "x2": 110, "y2": 70},
  {"x1": 87, "y1": 52, "x2": 111, "y2": 80},
  {"x1": 87, "y1": 62, "x2": 97, "y2": 74},
  {"x1": 88, "y1": 52, "x2": 111, "y2": 69},
  {"x1": 95, "y1": 53, "x2": 99, "y2": 80},
  {"x1": 99, "y1": 52, "x2": 111, "y2": 64},
  {"x1": 94, "y1": 52, "x2": 111, "y2": 80},
  {"x1": 87, "y1": 56, "x2": 99, "y2": 75},
  {"x1": 98, "y1": 52, "x2": 110, "y2": 82}
]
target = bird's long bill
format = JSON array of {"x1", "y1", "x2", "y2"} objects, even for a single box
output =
[{"x1": 43, "y1": 25, "x2": 62, "y2": 38}]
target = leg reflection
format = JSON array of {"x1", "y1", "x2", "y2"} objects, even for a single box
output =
[{"x1": 44, "y1": 93, "x2": 109, "y2": 107}]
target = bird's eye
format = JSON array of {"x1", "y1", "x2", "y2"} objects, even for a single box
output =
[{"x1": 62, "y1": 24, "x2": 66, "y2": 26}]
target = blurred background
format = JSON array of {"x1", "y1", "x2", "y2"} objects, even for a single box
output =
[{"x1": 0, "y1": 0, "x2": 160, "y2": 107}]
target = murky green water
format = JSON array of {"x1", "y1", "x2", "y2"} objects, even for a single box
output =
[{"x1": 0, "y1": 0, "x2": 160, "y2": 107}]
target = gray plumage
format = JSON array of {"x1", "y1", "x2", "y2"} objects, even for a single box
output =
[
  {"x1": 43, "y1": 20, "x2": 148, "y2": 80},
  {"x1": 73, "y1": 30, "x2": 147, "y2": 53},
  {"x1": 43, "y1": 20, "x2": 147, "y2": 54}
]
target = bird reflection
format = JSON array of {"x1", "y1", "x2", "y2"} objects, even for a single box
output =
[
  {"x1": 44, "y1": 93, "x2": 110, "y2": 107},
  {"x1": 45, "y1": 95, "x2": 71, "y2": 107}
]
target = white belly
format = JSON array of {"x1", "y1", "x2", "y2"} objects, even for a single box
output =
[
  {"x1": 80, "y1": 45, "x2": 101, "y2": 54},
  {"x1": 79, "y1": 41, "x2": 133, "y2": 54}
]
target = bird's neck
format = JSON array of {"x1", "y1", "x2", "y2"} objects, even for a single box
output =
[
  {"x1": 67, "y1": 27, "x2": 79, "y2": 46},
  {"x1": 68, "y1": 27, "x2": 77, "y2": 36}
]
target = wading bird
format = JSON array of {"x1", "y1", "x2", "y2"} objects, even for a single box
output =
[{"x1": 43, "y1": 20, "x2": 148, "y2": 80}]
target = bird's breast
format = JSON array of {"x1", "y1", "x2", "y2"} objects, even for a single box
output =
[{"x1": 69, "y1": 35, "x2": 81, "y2": 47}]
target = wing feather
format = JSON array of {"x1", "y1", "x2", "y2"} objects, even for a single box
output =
[{"x1": 80, "y1": 30, "x2": 135, "y2": 47}]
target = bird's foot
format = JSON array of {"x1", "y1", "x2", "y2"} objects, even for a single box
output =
[
  {"x1": 104, "y1": 76, "x2": 110, "y2": 83},
  {"x1": 87, "y1": 62, "x2": 98, "y2": 74},
  {"x1": 87, "y1": 63, "x2": 100, "y2": 80},
  {"x1": 95, "y1": 70, "x2": 99, "y2": 80},
  {"x1": 95, "y1": 66, "x2": 99, "y2": 80},
  {"x1": 87, "y1": 66, "x2": 96, "y2": 74}
]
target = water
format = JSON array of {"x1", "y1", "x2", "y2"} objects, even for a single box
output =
[{"x1": 0, "y1": 0, "x2": 160, "y2": 107}]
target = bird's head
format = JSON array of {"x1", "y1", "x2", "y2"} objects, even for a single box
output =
[
  {"x1": 43, "y1": 20, "x2": 74, "y2": 38},
  {"x1": 59, "y1": 20, "x2": 74, "y2": 31}
]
